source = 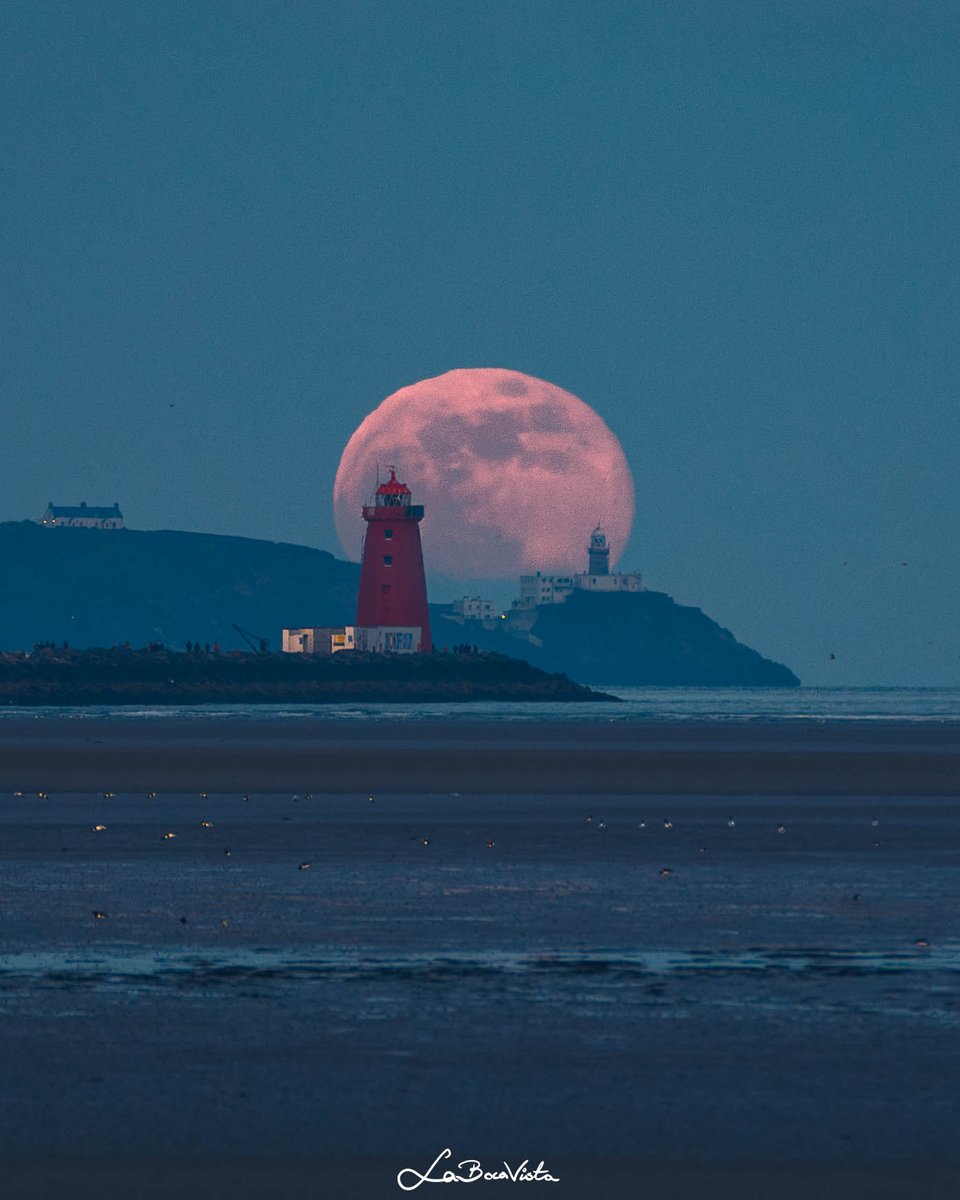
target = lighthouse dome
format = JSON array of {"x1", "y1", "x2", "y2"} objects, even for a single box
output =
[{"x1": 376, "y1": 469, "x2": 411, "y2": 497}]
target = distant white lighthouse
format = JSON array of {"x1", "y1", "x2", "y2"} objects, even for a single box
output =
[
  {"x1": 587, "y1": 525, "x2": 610, "y2": 575},
  {"x1": 517, "y1": 525, "x2": 644, "y2": 606}
]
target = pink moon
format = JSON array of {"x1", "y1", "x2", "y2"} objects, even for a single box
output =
[{"x1": 333, "y1": 368, "x2": 635, "y2": 579}]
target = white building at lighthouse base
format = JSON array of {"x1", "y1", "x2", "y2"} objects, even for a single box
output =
[
  {"x1": 517, "y1": 569, "x2": 643, "y2": 606},
  {"x1": 282, "y1": 625, "x2": 422, "y2": 654}
]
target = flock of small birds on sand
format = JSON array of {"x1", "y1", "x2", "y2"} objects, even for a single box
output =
[{"x1": 3, "y1": 790, "x2": 930, "y2": 947}]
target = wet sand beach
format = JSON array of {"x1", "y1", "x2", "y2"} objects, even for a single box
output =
[
  {"x1": 2, "y1": 716, "x2": 960, "y2": 794},
  {"x1": 1, "y1": 718, "x2": 959, "y2": 1197}
]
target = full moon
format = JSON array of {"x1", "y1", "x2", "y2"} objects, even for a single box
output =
[{"x1": 333, "y1": 368, "x2": 635, "y2": 579}]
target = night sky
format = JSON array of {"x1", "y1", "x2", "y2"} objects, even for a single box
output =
[{"x1": 1, "y1": 1, "x2": 957, "y2": 685}]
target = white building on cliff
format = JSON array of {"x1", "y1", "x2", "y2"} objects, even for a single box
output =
[{"x1": 517, "y1": 526, "x2": 643, "y2": 607}]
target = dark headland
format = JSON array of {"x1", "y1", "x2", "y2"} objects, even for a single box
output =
[
  {"x1": 437, "y1": 588, "x2": 800, "y2": 686},
  {"x1": 0, "y1": 521, "x2": 799, "y2": 686}
]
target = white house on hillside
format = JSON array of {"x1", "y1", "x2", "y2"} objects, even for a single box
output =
[{"x1": 40, "y1": 502, "x2": 124, "y2": 529}]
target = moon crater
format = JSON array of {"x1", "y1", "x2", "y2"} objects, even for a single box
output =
[{"x1": 333, "y1": 368, "x2": 635, "y2": 580}]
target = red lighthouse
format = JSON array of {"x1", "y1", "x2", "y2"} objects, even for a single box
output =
[{"x1": 355, "y1": 468, "x2": 432, "y2": 652}]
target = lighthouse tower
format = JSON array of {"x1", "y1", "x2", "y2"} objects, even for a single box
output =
[
  {"x1": 355, "y1": 468, "x2": 432, "y2": 652},
  {"x1": 587, "y1": 525, "x2": 610, "y2": 575}
]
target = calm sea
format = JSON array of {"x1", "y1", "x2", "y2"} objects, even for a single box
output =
[{"x1": 3, "y1": 686, "x2": 960, "y2": 723}]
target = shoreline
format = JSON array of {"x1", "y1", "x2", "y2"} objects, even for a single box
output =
[{"x1": 1, "y1": 717, "x2": 958, "y2": 794}]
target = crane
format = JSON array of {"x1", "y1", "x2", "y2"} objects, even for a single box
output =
[{"x1": 232, "y1": 624, "x2": 270, "y2": 654}]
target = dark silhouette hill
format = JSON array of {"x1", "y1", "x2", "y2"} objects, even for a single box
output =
[
  {"x1": 0, "y1": 522, "x2": 358, "y2": 652},
  {"x1": 432, "y1": 589, "x2": 800, "y2": 687},
  {"x1": 0, "y1": 521, "x2": 799, "y2": 685}
]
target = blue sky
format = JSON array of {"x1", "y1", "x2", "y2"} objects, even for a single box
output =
[{"x1": 1, "y1": 1, "x2": 957, "y2": 685}]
